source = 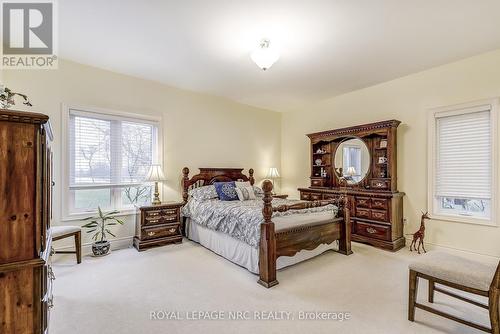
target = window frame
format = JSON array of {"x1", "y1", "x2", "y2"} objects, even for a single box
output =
[
  {"x1": 427, "y1": 98, "x2": 499, "y2": 226},
  {"x1": 61, "y1": 104, "x2": 163, "y2": 221}
]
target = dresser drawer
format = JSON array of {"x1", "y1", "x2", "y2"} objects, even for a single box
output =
[
  {"x1": 323, "y1": 194, "x2": 338, "y2": 200},
  {"x1": 142, "y1": 224, "x2": 180, "y2": 240},
  {"x1": 310, "y1": 178, "x2": 324, "y2": 187},
  {"x1": 356, "y1": 208, "x2": 371, "y2": 219},
  {"x1": 355, "y1": 197, "x2": 371, "y2": 208},
  {"x1": 371, "y1": 209, "x2": 388, "y2": 222},
  {"x1": 162, "y1": 208, "x2": 178, "y2": 216},
  {"x1": 371, "y1": 198, "x2": 388, "y2": 210},
  {"x1": 300, "y1": 192, "x2": 311, "y2": 200},
  {"x1": 370, "y1": 179, "x2": 390, "y2": 190},
  {"x1": 355, "y1": 221, "x2": 391, "y2": 241},
  {"x1": 310, "y1": 193, "x2": 323, "y2": 201}
]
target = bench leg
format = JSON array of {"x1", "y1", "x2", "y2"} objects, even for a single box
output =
[
  {"x1": 409, "y1": 270, "x2": 419, "y2": 321},
  {"x1": 490, "y1": 287, "x2": 499, "y2": 334},
  {"x1": 428, "y1": 279, "x2": 435, "y2": 303},
  {"x1": 75, "y1": 231, "x2": 82, "y2": 264}
]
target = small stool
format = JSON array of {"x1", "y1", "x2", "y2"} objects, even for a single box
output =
[
  {"x1": 52, "y1": 226, "x2": 82, "y2": 264},
  {"x1": 408, "y1": 251, "x2": 499, "y2": 333}
]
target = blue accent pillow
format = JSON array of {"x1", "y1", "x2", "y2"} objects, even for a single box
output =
[{"x1": 214, "y1": 181, "x2": 238, "y2": 201}]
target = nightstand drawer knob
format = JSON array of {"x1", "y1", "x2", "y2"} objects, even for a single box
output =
[
  {"x1": 366, "y1": 227, "x2": 377, "y2": 234},
  {"x1": 168, "y1": 228, "x2": 176, "y2": 233},
  {"x1": 147, "y1": 231, "x2": 156, "y2": 237}
]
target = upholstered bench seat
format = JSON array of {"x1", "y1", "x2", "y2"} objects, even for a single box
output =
[
  {"x1": 409, "y1": 251, "x2": 497, "y2": 291},
  {"x1": 52, "y1": 226, "x2": 81, "y2": 238}
]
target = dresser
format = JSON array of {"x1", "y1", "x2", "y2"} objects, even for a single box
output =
[
  {"x1": 133, "y1": 203, "x2": 183, "y2": 251},
  {"x1": 298, "y1": 120, "x2": 405, "y2": 251},
  {"x1": 0, "y1": 109, "x2": 54, "y2": 334}
]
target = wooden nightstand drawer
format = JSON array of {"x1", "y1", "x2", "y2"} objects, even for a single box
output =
[
  {"x1": 134, "y1": 202, "x2": 183, "y2": 251},
  {"x1": 310, "y1": 193, "x2": 323, "y2": 201},
  {"x1": 142, "y1": 224, "x2": 180, "y2": 240},
  {"x1": 300, "y1": 192, "x2": 311, "y2": 200}
]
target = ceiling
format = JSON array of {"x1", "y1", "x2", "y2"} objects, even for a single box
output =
[{"x1": 59, "y1": 0, "x2": 500, "y2": 112}]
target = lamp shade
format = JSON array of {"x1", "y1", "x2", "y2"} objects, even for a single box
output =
[
  {"x1": 346, "y1": 166, "x2": 357, "y2": 176},
  {"x1": 144, "y1": 164, "x2": 166, "y2": 182},
  {"x1": 266, "y1": 167, "x2": 280, "y2": 179}
]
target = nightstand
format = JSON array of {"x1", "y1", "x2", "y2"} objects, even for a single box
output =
[
  {"x1": 272, "y1": 194, "x2": 288, "y2": 199},
  {"x1": 133, "y1": 202, "x2": 183, "y2": 251}
]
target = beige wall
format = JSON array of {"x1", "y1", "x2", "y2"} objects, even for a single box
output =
[
  {"x1": 281, "y1": 49, "x2": 500, "y2": 257},
  {"x1": 3, "y1": 60, "x2": 281, "y2": 249}
]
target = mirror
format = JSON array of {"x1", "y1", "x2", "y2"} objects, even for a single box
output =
[{"x1": 334, "y1": 137, "x2": 370, "y2": 184}]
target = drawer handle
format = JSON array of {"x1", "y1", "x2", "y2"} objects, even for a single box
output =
[
  {"x1": 164, "y1": 210, "x2": 176, "y2": 215},
  {"x1": 147, "y1": 231, "x2": 156, "y2": 237},
  {"x1": 149, "y1": 212, "x2": 160, "y2": 216},
  {"x1": 366, "y1": 227, "x2": 377, "y2": 234},
  {"x1": 168, "y1": 228, "x2": 176, "y2": 233},
  {"x1": 164, "y1": 216, "x2": 176, "y2": 221},
  {"x1": 148, "y1": 219, "x2": 159, "y2": 224}
]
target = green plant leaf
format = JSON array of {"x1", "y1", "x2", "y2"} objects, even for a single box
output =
[
  {"x1": 86, "y1": 229, "x2": 97, "y2": 233},
  {"x1": 105, "y1": 229, "x2": 116, "y2": 237}
]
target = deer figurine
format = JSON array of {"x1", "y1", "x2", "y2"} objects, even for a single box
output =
[{"x1": 408, "y1": 212, "x2": 430, "y2": 254}]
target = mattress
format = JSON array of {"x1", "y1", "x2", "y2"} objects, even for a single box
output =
[{"x1": 186, "y1": 210, "x2": 339, "y2": 274}]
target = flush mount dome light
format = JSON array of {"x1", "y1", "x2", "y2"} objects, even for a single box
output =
[{"x1": 251, "y1": 39, "x2": 280, "y2": 71}]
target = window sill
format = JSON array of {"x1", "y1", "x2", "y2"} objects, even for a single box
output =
[
  {"x1": 61, "y1": 208, "x2": 138, "y2": 222},
  {"x1": 430, "y1": 213, "x2": 497, "y2": 227}
]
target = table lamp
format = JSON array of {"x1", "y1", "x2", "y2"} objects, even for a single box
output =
[
  {"x1": 144, "y1": 164, "x2": 166, "y2": 205},
  {"x1": 265, "y1": 167, "x2": 280, "y2": 195}
]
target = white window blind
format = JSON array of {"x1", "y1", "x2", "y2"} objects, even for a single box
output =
[
  {"x1": 435, "y1": 107, "x2": 491, "y2": 200},
  {"x1": 65, "y1": 108, "x2": 159, "y2": 215},
  {"x1": 69, "y1": 109, "x2": 157, "y2": 189}
]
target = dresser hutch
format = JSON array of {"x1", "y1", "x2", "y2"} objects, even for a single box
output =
[{"x1": 298, "y1": 120, "x2": 405, "y2": 251}]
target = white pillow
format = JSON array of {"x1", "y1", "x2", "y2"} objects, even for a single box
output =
[
  {"x1": 235, "y1": 186, "x2": 257, "y2": 201},
  {"x1": 235, "y1": 181, "x2": 251, "y2": 188}
]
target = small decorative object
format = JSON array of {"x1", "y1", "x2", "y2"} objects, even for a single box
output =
[
  {"x1": 407, "y1": 211, "x2": 430, "y2": 254},
  {"x1": 144, "y1": 164, "x2": 166, "y2": 205},
  {"x1": 0, "y1": 83, "x2": 32, "y2": 109},
  {"x1": 82, "y1": 207, "x2": 124, "y2": 257},
  {"x1": 379, "y1": 139, "x2": 387, "y2": 148},
  {"x1": 315, "y1": 158, "x2": 323, "y2": 166},
  {"x1": 265, "y1": 167, "x2": 280, "y2": 195},
  {"x1": 316, "y1": 148, "x2": 323, "y2": 154},
  {"x1": 378, "y1": 156, "x2": 387, "y2": 164},
  {"x1": 379, "y1": 170, "x2": 386, "y2": 178}
]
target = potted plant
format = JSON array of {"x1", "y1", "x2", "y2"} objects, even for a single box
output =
[{"x1": 82, "y1": 207, "x2": 124, "y2": 256}]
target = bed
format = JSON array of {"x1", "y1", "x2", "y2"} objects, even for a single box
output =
[{"x1": 181, "y1": 167, "x2": 352, "y2": 288}]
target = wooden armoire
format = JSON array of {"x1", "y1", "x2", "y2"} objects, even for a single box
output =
[
  {"x1": 298, "y1": 120, "x2": 405, "y2": 251},
  {"x1": 0, "y1": 109, "x2": 54, "y2": 333}
]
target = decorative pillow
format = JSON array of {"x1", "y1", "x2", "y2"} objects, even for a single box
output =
[
  {"x1": 235, "y1": 186, "x2": 257, "y2": 201},
  {"x1": 253, "y1": 186, "x2": 264, "y2": 197},
  {"x1": 214, "y1": 181, "x2": 238, "y2": 201},
  {"x1": 188, "y1": 185, "x2": 218, "y2": 201},
  {"x1": 235, "y1": 181, "x2": 251, "y2": 188}
]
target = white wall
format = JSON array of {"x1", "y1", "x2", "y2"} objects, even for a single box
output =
[
  {"x1": 281, "y1": 49, "x2": 500, "y2": 257},
  {"x1": 3, "y1": 60, "x2": 281, "y2": 251}
]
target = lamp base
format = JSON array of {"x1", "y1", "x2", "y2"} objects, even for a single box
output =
[{"x1": 152, "y1": 181, "x2": 161, "y2": 205}]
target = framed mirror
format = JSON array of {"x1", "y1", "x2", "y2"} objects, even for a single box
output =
[{"x1": 334, "y1": 137, "x2": 370, "y2": 185}]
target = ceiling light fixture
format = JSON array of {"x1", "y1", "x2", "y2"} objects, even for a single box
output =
[{"x1": 251, "y1": 39, "x2": 280, "y2": 71}]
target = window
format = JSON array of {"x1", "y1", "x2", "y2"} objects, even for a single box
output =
[
  {"x1": 64, "y1": 107, "x2": 160, "y2": 216},
  {"x1": 428, "y1": 99, "x2": 498, "y2": 225}
]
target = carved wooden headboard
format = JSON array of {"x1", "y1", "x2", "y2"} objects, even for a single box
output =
[{"x1": 182, "y1": 167, "x2": 255, "y2": 203}]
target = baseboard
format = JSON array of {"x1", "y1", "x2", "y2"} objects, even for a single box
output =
[
  {"x1": 54, "y1": 236, "x2": 134, "y2": 256},
  {"x1": 424, "y1": 242, "x2": 500, "y2": 260}
]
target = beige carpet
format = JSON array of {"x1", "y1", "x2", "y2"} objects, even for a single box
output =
[{"x1": 50, "y1": 241, "x2": 494, "y2": 334}]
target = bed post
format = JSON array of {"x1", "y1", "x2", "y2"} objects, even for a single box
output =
[
  {"x1": 249, "y1": 168, "x2": 255, "y2": 185},
  {"x1": 258, "y1": 180, "x2": 279, "y2": 288},
  {"x1": 182, "y1": 167, "x2": 190, "y2": 204},
  {"x1": 338, "y1": 195, "x2": 353, "y2": 255}
]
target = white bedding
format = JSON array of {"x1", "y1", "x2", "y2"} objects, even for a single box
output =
[{"x1": 186, "y1": 210, "x2": 339, "y2": 274}]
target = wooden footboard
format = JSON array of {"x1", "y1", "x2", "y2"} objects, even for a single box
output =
[{"x1": 258, "y1": 180, "x2": 352, "y2": 288}]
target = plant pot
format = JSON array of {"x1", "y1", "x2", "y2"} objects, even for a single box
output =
[{"x1": 92, "y1": 240, "x2": 111, "y2": 257}]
